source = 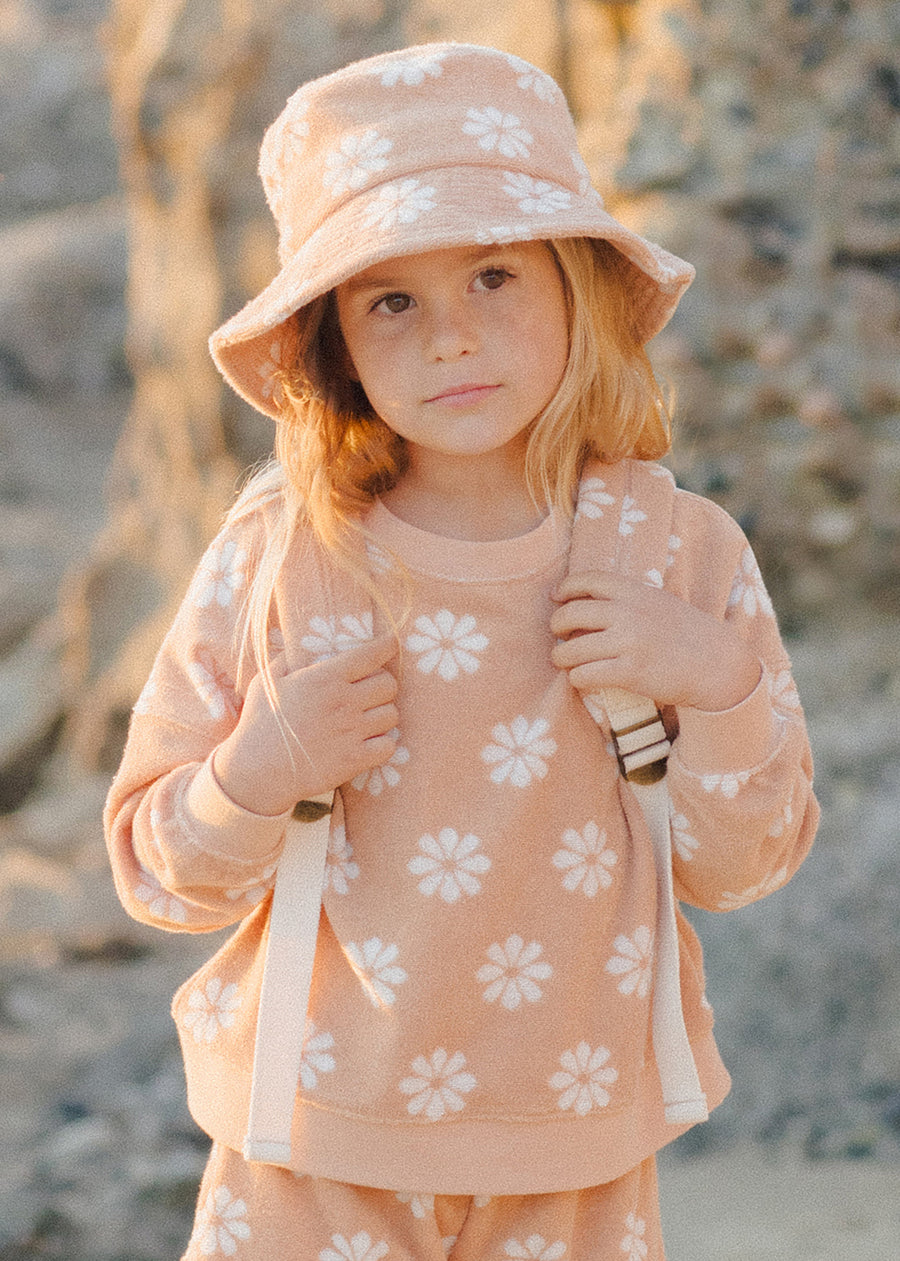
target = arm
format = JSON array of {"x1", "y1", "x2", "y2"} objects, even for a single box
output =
[
  {"x1": 104, "y1": 511, "x2": 399, "y2": 934},
  {"x1": 550, "y1": 492, "x2": 818, "y2": 910}
]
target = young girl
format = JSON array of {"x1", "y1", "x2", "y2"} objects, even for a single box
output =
[{"x1": 105, "y1": 43, "x2": 818, "y2": 1260}]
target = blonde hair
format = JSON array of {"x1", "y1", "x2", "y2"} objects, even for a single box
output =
[{"x1": 232, "y1": 237, "x2": 672, "y2": 725}]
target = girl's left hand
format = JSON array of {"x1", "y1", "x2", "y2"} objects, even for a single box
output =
[{"x1": 550, "y1": 571, "x2": 762, "y2": 712}]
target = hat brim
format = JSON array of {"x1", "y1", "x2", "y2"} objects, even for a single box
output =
[{"x1": 210, "y1": 165, "x2": 694, "y2": 419}]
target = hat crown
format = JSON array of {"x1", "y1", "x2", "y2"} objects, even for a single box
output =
[{"x1": 258, "y1": 43, "x2": 598, "y2": 265}]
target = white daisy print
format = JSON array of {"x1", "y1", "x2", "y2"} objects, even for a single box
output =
[
  {"x1": 700, "y1": 770, "x2": 751, "y2": 799},
  {"x1": 571, "y1": 148, "x2": 599, "y2": 200},
  {"x1": 224, "y1": 863, "x2": 277, "y2": 906},
  {"x1": 503, "y1": 1237, "x2": 567, "y2": 1260},
  {"x1": 256, "y1": 340, "x2": 283, "y2": 402},
  {"x1": 300, "y1": 1020, "x2": 336, "y2": 1091},
  {"x1": 502, "y1": 172, "x2": 572, "y2": 215},
  {"x1": 553, "y1": 822, "x2": 617, "y2": 896},
  {"x1": 406, "y1": 609, "x2": 489, "y2": 680},
  {"x1": 621, "y1": 1212, "x2": 649, "y2": 1261},
  {"x1": 362, "y1": 178, "x2": 437, "y2": 229},
  {"x1": 187, "y1": 652, "x2": 238, "y2": 722},
  {"x1": 323, "y1": 129, "x2": 393, "y2": 197},
  {"x1": 605, "y1": 927, "x2": 653, "y2": 998},
  {"x1": 549, "y1": 1042, "x2": 618, "y2": 1115},
  {"x1": 133, "y1": 673, "x2": 157, "y2": 715},
  {"x1": 301, "y1": 612, "x2": 374, "y2": 660},
  {"x1": 618, "y1": 494, "x2": 647, "y2": 537},
  {"x1": 320, "y1": 1232, "x2": 389, "y2": 1261},
  {"x1": 463, "y1": 106, "x2": 533, "y2": 159},
  {"x1": 767, "y1": 666, "x2": 800, "y2": 710},
  {"x1": 481, "y1": 715, "x2": 557, "y2": 787},
  {"x1": 395, "y1": 1191, "x2": 435, "y2": 1219},
  {"x1": 728, "y1": 548, "x2": 774, "y2": 618},
  {"x1": 717, "y1": 867, "x2": 789, "y2": 910},
  {"x1": 192, "y1": 539, "x2": 247, "y2": 610},
  {"x1": 323, "y1": 825, "x2": 359, "y2": 895},
  {"x1": 767, "y1": 799, "x2": 794, "y2": 838},
  {"x1": 671, "y1": 811, "x2": 700, "y2": 862},
  {"x1": 646, "y1": 534, "x2": 682, "y2": 587},
  {"x1": 134, "y1": 865, "x2": 187, "y2": 924},
  {"x1": 194, "y1": 1185, "x2": 250, "y2": 1256},
  {"x1": 477, "y1": 935, "x2": 553, "y2": 1009},
  {"x1": 575, "y1": 476, "x2": 615, "y2": 520},
  {"x1": 473, "y1": 223, "x2": 534, "y2": 244},
  {"x1": 399, "y1": 1048, "x2": 477, "y2": 1120},
  {"x1": 183, "y1": 977, "x2": 241, "y2": 1044},
  {"x1": 376, "y1": 50, "x2": 445, "y2": 85},
  {"x1": 365, "y1": 539, "x2": 394, "y2": 574},
  {"x1": 506, "y1": 52, "x2": 563, "y2": 102},
  {"x1": 351, "y1": 733, "x2": 410, "y2": 795},
  {"x1": 346, "y1": 937, "x2": 408, "y2": 1007},
  {"x1": 408, "y1": 828, "x2": 491, "y2": 902}
]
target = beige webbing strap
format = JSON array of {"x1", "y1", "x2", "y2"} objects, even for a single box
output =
[{"x1": 243, "y1": 792, "x2": 334, "y2": 1165}]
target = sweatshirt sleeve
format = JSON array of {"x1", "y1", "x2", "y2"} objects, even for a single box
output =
[
  {"x1": 662, "y1": 491, "x2": 819, "y2": 912},
  {"x1": 103, "y1": 507, "x2": 293, "y2": 934}
]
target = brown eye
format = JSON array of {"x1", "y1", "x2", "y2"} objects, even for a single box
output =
[
  {"x1": 476, "y1": 267, "x2": 512, "y2": 291},
  {"x1": 380, "y1": 292, "x2": 412, "y2": 314}
]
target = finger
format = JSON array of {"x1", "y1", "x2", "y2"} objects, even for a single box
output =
[
  {"x1": 360, "y1": 703, "x2": 400, "y2": 739},
  {"x1": 360, "y1": 729, "x2": 400, "y2": 767},
  {"x1": 552, "y1": 570, "x2": 622, "y2": 604},
  {"x1": 551, "y1": 631, "x2": 617, "y2": 671},
  {"x1": 336, "y1": 632, "x2": 399, "y2": 682},
  {"x1": 549, "y1": 598, "x2": 615, "y2": 639},
  {"x1": 352, "y1": 667, "x2": 398, "y2": 710}
]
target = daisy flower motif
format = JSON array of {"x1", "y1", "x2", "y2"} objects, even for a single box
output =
[
  {"x1": 323, "y1": 824, "x2": 359, "y2": 895},
  {"x1": 477, "y1": 935, "x2": 553, "y2": 1010},
  {"x1": 503, "y1": 1237, "x2": 567, "y2": 1260},
  {"x1": 194, "y1": 1185, "x2": 250, "y2": 1257},
  {"x1": 134, "y1": 865, "x2": 187, "y2": 924},
  {"x1": 256, "y1": 340, "x2": 283, "y2": 402},
  {"x1": 377, "y1": 50, "x2": 445, "y2": 85},
  {"x1": 319, "y1": 1232, "x2": 389, "y2": 1261},
  {"x1": 727, "y1": 548, "x2": 774, "y2": 618},
  {"x1": 395, "y1": 1191, "x2": 435, "y2": 1219},
  {"x1": 408, "y1": 828, "x2": 491, "y2": 902},
  {"x1": 346, "y1": 937, "x2": 408, "y2": 1007},
  {"x1": 299, "y1": 1019, "x2": 336, "y2": 1090},
  {"x1": 618, "y1": 494, "x2": 647, "y2": 537},
  {"x1": 224, "y1": 863, "x2": 277, "y2": 906},
  {"x1": 399, "y1": 1048, "x2": 477, "y2": 1120},
  {"x1": 767, "y1": 800, "x2": 794, "y2": 838},
  {"x1": 549, "y1": 1042, "x2": 618, "y2": 1115},
  {"x1": 502, "y1": 172, "x2": 572, "y2": 215},
  {"x1": 575, "y1": 476, "x2": 615, "y2": 520},
  {"x1": 505, "y1": 52, "x2": 563, "y2": 102},
  {"x1": 406, "y1": 609, "x2": 489, "y2": 680},
  {"x1": 351, "y1": 733, "x2": 410, "y2": 795},
  {"x1": 605, "y1": 927, "x2": 654, "y2": 998},
  {"x1": 183, "y1": 977, "x2": 241, "y2": 1044},
  {"x1": 646, "y1": 534, "x2": 682, "y2": 587},
  {"x1": 553, "y1": 822, "x2": 618, "y2": 896},
  {"x1": 621, "y1": 1212, "x2": 649, "y2": 1261},
  {"x1": 481, "y1": 715, "x2": 557, "y2": 788},
  {"x1": 362, "y1": 178, "x2": 437, "y2": 229},
  {"x1": 133, "y1": 673, "x2": 157, "y2": 715},
  {"x1": 192, "y1": 539, "x2": 247, "y2": 610},
  {"x1": 301, "y1": 612, "x2": 374, "y2": 661},
  {"x1": 323, "y1": 129, "x2": 393, "y2": 198},
  {"x1": 700, "y1": 770, "x2": 751, "y2": 799},
  {"x1": 463, "y1": 106, "x2": 533, "y2": 160},
  {"x1": 671, "y1": 811, "x2": 700, "y2": 862},
  {"x1": 365, "y1": 539, "x2": 394, "y2": 574},
  {"x1": 767, "y1": 666, "x2": 800, "y2": 710},
  {"x1": 717, "y1": 867, "x2": 788, "y2": 910},
  {"x1": 571, "y1": 148, "x2": 600, "y2": 200},
  {"x1": 187, "y1": 652, "x2": 238, "y2": 722},
  {"x1": 473, "y1": 223, "x2": 534, "y2": 244}
]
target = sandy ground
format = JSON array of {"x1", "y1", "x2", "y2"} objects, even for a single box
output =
[{"x1": 658, "y1": 1147, "x2": 900, "y2": 1261}]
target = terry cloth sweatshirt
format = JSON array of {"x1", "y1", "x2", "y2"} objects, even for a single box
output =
[{"x1": 104, "y1": 458, "x2": 818, "y2": 1196}]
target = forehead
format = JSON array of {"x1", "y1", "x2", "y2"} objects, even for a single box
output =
[{"x1": 339, "y1": 241, "x2": 553, "y2": 295}]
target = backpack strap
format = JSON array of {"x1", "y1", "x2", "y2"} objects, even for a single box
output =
[{"x1": 570, "y1": 460, "x2": 707, "y2": 1124}]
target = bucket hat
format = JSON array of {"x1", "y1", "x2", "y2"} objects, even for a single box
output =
[{"x1": 210, "y1": 42, "x2": 694, "y2": 418}]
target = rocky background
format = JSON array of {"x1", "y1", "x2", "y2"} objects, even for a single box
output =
[{"x1": 0, "y1": 0, "x2": 897, "y2": 1257}]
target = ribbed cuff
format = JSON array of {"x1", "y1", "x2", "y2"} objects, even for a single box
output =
[
  {"x1": 183, "y1": 755, "x2": 292, "y2": 860},
  {"x1": 674, "y1": 671, "x2": 777, "y2": 774}
]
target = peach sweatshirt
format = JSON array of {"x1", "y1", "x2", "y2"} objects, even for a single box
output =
[{"x1": 104, "y1": 458, "x2": 818, "y2": 1195}]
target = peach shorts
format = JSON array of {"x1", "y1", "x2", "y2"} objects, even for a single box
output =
[{"x1": 181, "y1": 1142, "x2": 664, "y2": 1261}]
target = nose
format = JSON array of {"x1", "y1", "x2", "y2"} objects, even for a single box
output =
[{"x1": 425, "y1": 298, "x2": 477, "y2": 361}]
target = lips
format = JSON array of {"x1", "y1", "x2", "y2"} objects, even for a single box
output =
[{"x1": 425, "y1": 383, "x2": 500, "y2": 405}]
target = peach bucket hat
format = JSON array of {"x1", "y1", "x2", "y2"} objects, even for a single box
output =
[{"x1": 209, "y1": 42, "x2": 695, "y2": 418}]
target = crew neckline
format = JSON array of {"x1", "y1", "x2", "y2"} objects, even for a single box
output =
[{"x1": 366, "y1": 498, "x2": 571, "y2": 582}]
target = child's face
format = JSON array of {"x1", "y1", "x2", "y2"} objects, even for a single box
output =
[{"x1": 334, "y1": 241, "x2": 569, "y2": 465}]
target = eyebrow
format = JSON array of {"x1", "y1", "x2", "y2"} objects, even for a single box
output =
[{"x1": 341, "y1": 245, "x2": 523, "y2": 296}]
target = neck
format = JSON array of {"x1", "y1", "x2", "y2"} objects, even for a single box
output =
[{"x1": 381, "y1": 443, "x2": 548, "y2": 541}]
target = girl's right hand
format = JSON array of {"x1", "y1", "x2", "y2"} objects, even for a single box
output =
[{"x1": 212, "y1": 633, "x2": 400, "y2": 816}]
